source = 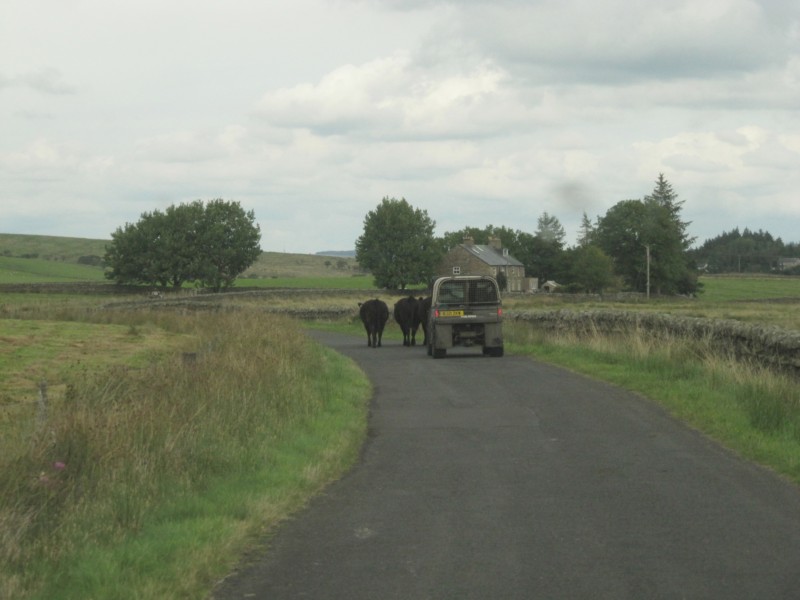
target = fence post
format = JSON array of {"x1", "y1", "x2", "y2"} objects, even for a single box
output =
[{"x1": 37, "y1": 380, "x2": 48, "y2": 425}]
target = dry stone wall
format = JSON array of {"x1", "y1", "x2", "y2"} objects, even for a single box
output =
[{"x1": 507, "y1": 309, "x2": 800, "y2": 376}]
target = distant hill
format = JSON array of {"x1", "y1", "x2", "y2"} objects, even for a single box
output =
[
  {"x1": 0, "y1": 233, "x2": 363, "y2": 281},
  {"x1": 316, "y1": 250, "x2": 356, "y2": 258},
  {"x1": 243, "y1": 251, "x2": 361, "y2": 278},
  {"x1": 0, "y1": 233, "x2": 108, "y2": 263},
  {"x1": 0, "y1": 234, "x2": 364, "y2": 282}
]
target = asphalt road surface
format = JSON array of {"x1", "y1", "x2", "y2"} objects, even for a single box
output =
[{"x1": 211, "y1": 331, "x2": 800, "y2": 599}]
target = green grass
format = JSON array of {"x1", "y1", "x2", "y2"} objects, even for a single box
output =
[
  {"x1": 0, "y1": 256, "x2": 106, "y2": 283},
  {"x1": 26, "y1": 343, "x2": 369, "y2": 600},
  {"x1": 506, "y1": 324, "x2": 800, "y2": 485},
  {"x1": 1, "y1": 311, "x2": 371, "y2": 599},
  {"x1": 0, "y1": 233, "x2": 108, "y2": 263},
  {"x1": 240, "y1": 275, "x2": 376, "y2": 289},
  {"x1": 4, "y1": 234, "x2": 800, "y2": 597},
  {"x1": 699, "y1": 274, "x2": 800, "y2": 302}
]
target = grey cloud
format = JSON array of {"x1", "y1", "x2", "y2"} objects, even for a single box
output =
[
  {"x1": 435, "y1": 1, "x2": 792, "y2": 84},
  {"x1": 23, "y1": 68, "x2": 77, "y2": 94},
  {"x1": 552, "y1": 180, "x2": 602, "y2": 213}
]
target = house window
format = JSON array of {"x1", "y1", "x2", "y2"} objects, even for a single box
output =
[{"x1": 452, "y1": 266, "x2": 461, "y2": 275}]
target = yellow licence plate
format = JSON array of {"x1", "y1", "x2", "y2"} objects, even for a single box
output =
[{"x1": 439, "y1": 310, "x2": 465, "y2": 317}]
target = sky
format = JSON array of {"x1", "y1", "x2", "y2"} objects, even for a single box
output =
[{"x1": 2, "y1": 0, "x2": 799, "y2": 254}]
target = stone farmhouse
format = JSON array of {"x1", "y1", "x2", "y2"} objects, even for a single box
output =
[{"x1": 436, "y1": 236, "x2": 536, "y2": 292}]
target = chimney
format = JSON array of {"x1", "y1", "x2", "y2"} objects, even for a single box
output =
[
  {"x1": 488, "y1": 236, "x2": 502, "y2": 251},
  {"x1": 463, "y1": 235, "x2": 475, "y2": 246}
]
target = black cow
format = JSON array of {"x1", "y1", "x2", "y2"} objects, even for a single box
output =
[
  {"x1": 394, "y1": 296, "x2": 421, "y2": 346},
  {"x1": 416, "y1": 296, "x2": 432, "y2": 346},
  {"x1": 358, "y1": 298, "x2": 389, "y2": 348}
]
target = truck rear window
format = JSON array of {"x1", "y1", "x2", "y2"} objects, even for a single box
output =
[{"x1": 438, "y1": 279, "x2": 498, "y2": 305}]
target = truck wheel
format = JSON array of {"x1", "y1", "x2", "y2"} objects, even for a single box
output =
[{"x1": 489, "y1": 346, "x2": 504, "y2": 357}]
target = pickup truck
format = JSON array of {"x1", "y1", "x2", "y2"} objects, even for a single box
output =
[{"x1": 426, "y1": 275, "x2": 504, "y2": 358}]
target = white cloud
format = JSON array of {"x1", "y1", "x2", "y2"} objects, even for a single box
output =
[
  {"x1": 1, "y1": 0, "x2": 799, "y2": 252},
  {"x1": 255, "y1": 54, "x2": 538, "y2": 140}
]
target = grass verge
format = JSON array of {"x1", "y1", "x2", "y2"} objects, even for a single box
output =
[
  {"x1": 1, "y1": 311, "x2": 371, "y2": 600},
  {"x1": 506, "y1": 322, "x2": 800, "y2": 485}
]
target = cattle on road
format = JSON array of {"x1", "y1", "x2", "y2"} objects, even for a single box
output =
[
  {"x1": 393, "y1": 296, "x2": 421, "y2": 346},
  {"x1": 358, "y1": 299, "x2": 389, "y2": 348}
]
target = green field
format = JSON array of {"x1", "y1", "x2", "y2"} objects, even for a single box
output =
[
  {"x1": 0, "y1": 233, "x2": 366, "y2": 286},
  {"x1": 698, "y1": 274, "x2": 800, "y2": 302},
  {"x1": 3, "y1": 233, "x2": 800, "y2": 599},
  {"x1": 0, "y1": 256, "x2": 107, "y2": 283},
  {"x1": 0, "y1": 233, "x2": 108, "y2": 262}
]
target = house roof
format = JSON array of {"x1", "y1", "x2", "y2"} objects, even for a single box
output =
[{"x1": 460, "y1": 243, "x2": 524, "y2": 267}]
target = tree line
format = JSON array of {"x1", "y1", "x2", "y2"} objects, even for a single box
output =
[
  {"x1": 357, "y1": 174, "x2": 705, "y2": 295},
  {"x1": 104, "y1": 177, "x2": 796, "y2": 294},
  {"x1": 689, "y1": 229, "x2": 800, "y2": 275}
]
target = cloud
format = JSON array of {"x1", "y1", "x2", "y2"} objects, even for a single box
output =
[
  {"x1": 414, "y1": 0, "x2": 792, "y2": 80},
  {"x1": 2, "y1": 0, "x2": 800, "y2": 253},
  {"x1": 0, "y1": 68, "x2": 78, "y2": 95},
  {"x1": 254, "y1": 53, "x2": 541, "y2": 140}
]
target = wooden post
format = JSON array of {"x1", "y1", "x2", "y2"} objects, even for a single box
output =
[{"x1": 37, "y1": 380, "x2": 48, "y2": 425}]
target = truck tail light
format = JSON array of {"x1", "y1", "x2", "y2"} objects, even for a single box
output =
[{"x1": 498, "y1": 308, "x2": 503, "y2": 317}]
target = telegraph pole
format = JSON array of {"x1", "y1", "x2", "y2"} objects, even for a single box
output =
[{"x1": 645, "y1": 244, "x2": 651, "y2": 300}]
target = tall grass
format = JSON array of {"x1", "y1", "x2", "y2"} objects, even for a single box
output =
[
  {"x1": 1, "y1": 310, "x2": 370, "y2": 599},
  {"x1": 506, "y1": 322, "x2": 800, "y2": 483}
]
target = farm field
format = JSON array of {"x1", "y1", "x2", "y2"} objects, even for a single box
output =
[
  {"x1": 2, "y1": 233, "x2": 800, "y2": 599},
  {"x1": 0, "y1": 232, "x2": 363, "y2": 285}
]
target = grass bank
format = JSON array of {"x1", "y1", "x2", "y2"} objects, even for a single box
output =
[
  {"x1": 1, "y1": 310, "x2": 371, "y2": 600},
  {"x1": 506, "y1": 323, "x2": 800, "y2": 485}
]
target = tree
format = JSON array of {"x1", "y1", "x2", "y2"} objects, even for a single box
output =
[
  {"x1": 104, "y1": 199, "x2": 261, "y2": 290},
  {"x1": 195, "y1": 199, "x2": 262, "y2": 291},
  {"x1": 528, "y1": 212, "x2": 567, "y2": 284},
  {"x1": 595, "y1": 175, "x2": 699, "y2": 295},
  {"x1": 594, "y1": 199, "x2": 653, "y2": 292},
  {"x1": 689, "y1": 228, "x2": 785, "y2": 273},
  {"x1": 535, "y1": 212, "x2": 566, "y2": 245},
  {"x1": 355, "y1": 197, "x2": 441, "y2": 289},
  {"x1": 439, "y1": 226, "x2": 490, "y2": 250},
  {"x1": 576, "y1": 211, "x2": 596, "y2": 247},
  {"x1": 567, "y1": 245, "x2": 616, "y2": 293}
]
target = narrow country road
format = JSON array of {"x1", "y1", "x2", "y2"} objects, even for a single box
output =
[{"x1": 211, "y1": 331, "x2": 800, "y2": 599}]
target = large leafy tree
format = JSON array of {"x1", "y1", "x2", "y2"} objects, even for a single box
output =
[
  {"x1": 104, "y1": 199, "x2": 261, "y2": 290},
  {"x1": 594, "y1": 199, "x2": 650, "y2": 291},
  {"x1": 566, "y1": 245, "x2": 616, "y2": 293},
  {"x1": 355, "y1": 197, "x2": 441, "y2": 289},
  {"x1": 195, "y1": 199, "x2": 262, "y2": 291}
]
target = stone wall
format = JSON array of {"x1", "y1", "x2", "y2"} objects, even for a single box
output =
[{"x1": 508, "y1": 309, "x2": 800, "y2": 375}]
